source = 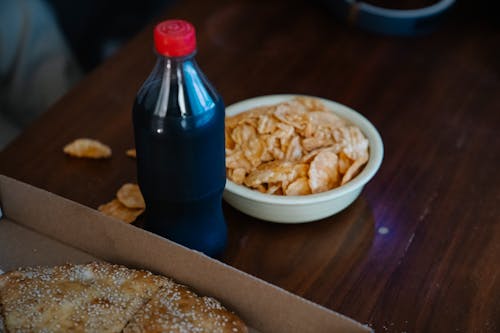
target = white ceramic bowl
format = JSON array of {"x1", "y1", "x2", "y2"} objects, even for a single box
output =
[{"x1": 223, "y1": 95, "x2": 383, "y2": 223}]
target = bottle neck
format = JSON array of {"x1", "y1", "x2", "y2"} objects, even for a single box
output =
[
  {"x1": 154, "y1": 53, "x2": 200, "y2": 88},
  {"x1": 152, "y1": 54, "x2": 195, "y2": 118},
  {"x1": 146, "y1": 52, "x2": 218, "y2": 121},
  {"x1": 157, "y1": 51, "x2": 197, "y2": 63}
]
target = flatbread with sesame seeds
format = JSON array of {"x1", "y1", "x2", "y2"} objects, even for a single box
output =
[
  {"x1": 123, "y1": 280, "x2": 247, "y2": 333},
  {"x1": 0, "y1": 262, "x2": 167, "y2": 332},
  {"x1": 0, "y1": 262, "x2": 247, "y2": 333}
]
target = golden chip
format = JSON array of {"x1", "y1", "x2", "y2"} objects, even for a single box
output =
[
  {"x1": 341, "y1": 155, "x2": 369, "y2": 185},
  {"x1": 98, "y1": 199, "x2": 144, "y2": 224},
  {"x1": 266, "y1": 183, "x2": 282, "y2": 195},
  {"x1": 337, "y1": 151, "x2": 352, "y2": 174},
  {"x1": 295, "y1": 96, "x2": 329, "y2": 112},
  {"x1": 244, "y1": 161, "x2": 297, "y2": 188},
  {"x1": 285, "y1": 136, "x2": 303, "y2": 161},
  {"x1": 126, "y1": 148, "x2": 136, "y2": 158},
  {"x1": 285, "y1": 177, "x2": 311, "y2": 196},
  {"x1": 63, "y1": 138, "x2": 112, "y2": 159},
  {"x1": 116, "y1": 183, "x2": 145, "y2": 209},
  {"x1": 308, "y1": 151, "x2": 339, "y2": 193},
  {"x1": 226, "y1": 151, "x2": 253, "y2": 171},
  {"x1": 229, "y1": 168, "x2": 247, "y2": 185}
]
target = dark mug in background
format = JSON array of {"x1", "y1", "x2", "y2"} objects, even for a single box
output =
[{"x1": 323, "y1": 0, "x2": 456, "y2": 36}]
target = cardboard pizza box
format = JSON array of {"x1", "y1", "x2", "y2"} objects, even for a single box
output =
[{"x1": 0, "y1": 175, "x2": 370, "y2": 332}]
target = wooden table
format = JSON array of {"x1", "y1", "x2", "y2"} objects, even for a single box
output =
[{"x1": 1, "y1": 0, "x2": 498, "y2": 331}]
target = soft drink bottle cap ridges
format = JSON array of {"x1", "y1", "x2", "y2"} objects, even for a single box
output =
[{"x1": 154, "y1": 20, "x2": 196, "y2": 57}]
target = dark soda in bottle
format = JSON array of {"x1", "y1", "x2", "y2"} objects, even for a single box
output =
[{"x1": 132, "y1": 20, "x2": 227, "y2": 257}]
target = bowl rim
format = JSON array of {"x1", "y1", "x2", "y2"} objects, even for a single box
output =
[{"x1": 224, "y1": 94, "x2": 383, "y2": 205}]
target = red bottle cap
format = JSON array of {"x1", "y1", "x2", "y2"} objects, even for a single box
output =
[{"x1": 154, "y1": 20, "x2": 196, "y2": 57}]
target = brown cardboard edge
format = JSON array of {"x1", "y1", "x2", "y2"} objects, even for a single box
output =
[{"x1": 0, "y1": 175, "x2": 371, "y2": 333}]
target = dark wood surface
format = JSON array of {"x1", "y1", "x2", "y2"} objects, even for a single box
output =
[{"x1": 1, "y1": 0, "x2": 499, "y2": 331}]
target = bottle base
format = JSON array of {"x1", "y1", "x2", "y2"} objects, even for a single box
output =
[{"x1": 143, "y1": 196, "x2": 227, "y2": 258}]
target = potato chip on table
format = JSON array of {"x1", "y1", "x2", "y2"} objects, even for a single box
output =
[
  {"x1": 126, "y1": 148, "x2": 136, "y2": 158},
  {"x1": 98, "y1": 199, "x2": 144, "y2": 224},
  {"x1": 99, "y1": 183, "x2": 145, "y2": 223},
  {"x1": 116, "y1": 183, "x2": 145, "y2": 209},
  {"x1": 63, "y1": 138, "x2": 112, "y2": 159}
]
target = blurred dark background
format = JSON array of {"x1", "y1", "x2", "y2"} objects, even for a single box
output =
[
  {"x1": 0, "y1": 0, "x2": 498, "y2": 150},
  {"x1": 0, "y1": 0, "x2": 174, "y2": 149},
  {"x1": 48, "y1": 0, "x2": 174, "y2": 72}
]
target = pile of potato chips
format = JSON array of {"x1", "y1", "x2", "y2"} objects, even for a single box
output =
[{"x1": 225, "y1": 97, "x2": 369, "y2": 195}]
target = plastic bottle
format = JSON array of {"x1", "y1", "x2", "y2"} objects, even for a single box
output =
[{"x1": 132, "y1": 19, "x2": 227, "y2": 257}]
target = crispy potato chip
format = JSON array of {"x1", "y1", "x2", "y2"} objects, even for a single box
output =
[
  {"x1": 341, "y1": 154, "x2": 369, "y2": 185},
  {"x1": 308, "y1": 110, "x2": 345, "y2": 128},
  {"x1": 225, "y1": 128, "x2": 235, "y2": 150},
  {"x1": 244, "y1": 161, "x2": 298, "y2": 188},
  {"x1": 243, "y1": 138, "x2": 267, "y2": 168},
  {"x1": 231, "y1": 124, "x2": 258, "y2": 146},
  {"x1": 337, "y1": 151, "x2": 351, "y2": 174},
  {"x1": 257, "y1": 115, "x2": 276, "y2": 134},
  {"x1": 98, "y1": 199, "x2": 143, "y2": 224},
  {"x1": 300, "y1": 147, "x2": 335, "y2": 164},
  {"x1": 293, "y1": 163, "x2": 309, "y2": 178},
  {"x1": 302, "y1": 128, "x2": 335, "y2": 152},
  {"x1": 116, "y1": 183, "x2": 145, "y2": 209},
  {"x1": 255, "y1": 184, "x2": 267, "y2": 193},
  {"x1": 226, "y1": 105, "x2": 273, "y2": 129},
  {"x1": 284, "y1": 136, "x2": 301, "y2": 161},
  {"x1": 267, "y1": 183, "x2": 282, "y2": 195},
  {"x1": 308, "y1": 151, "x2": 339, "y2": 194},
  {"x1": 226, "y1": 151, "x2": 253, "y2": 171},
  {"x1": 63, "y1": 138, "x2": 112, "y2": 159},
  {"x1": 126, "y1": 148, "x2": 136, "y2": 158},
  {"x1": 273, "y1": 101, "x2": 309, "y2": 131},
  {"x1": 333, "y1": 126, "x2": 369, "y2": 160},
  {"x1": 285, "y1": 177, "x2": 311, "y2": 196},
  {"x1": 229, "y1": 168, "x2": 247, "y2": 185},
  {"x1": 225, "y1": 97, "x2": 369, "y2": 195},
  {"x1": 295, "y1": 96, "x2": 329, "y2": 112}
]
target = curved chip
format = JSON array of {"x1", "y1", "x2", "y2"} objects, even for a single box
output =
[
  {"x1": 116, "y1": 183, "x2": 145, "y2": 209},
  {"x1": 308, "y1": 151, "x2": 339, "y2": 194},
  {"x1": 285, "y1": 177, "x2": 311, "y2": 196},
  {"x1": 98, "y1": 199, "x2": 144, "y2": 224},
  {"x1": 63, "y1": 138, "x2": 112, "y2": 159},
  {"x1": 126, "y1": 148, "x2": 136, "y2": 158},
  {"x1": 341, "y1": 155, "x2": 369, "y2": 185},
  {"x1": 244, "y1": 161, "x2": 296, "y2": 188},
  {"x1": 228, "y1": 168, "x2": 247, "y2": 185}
]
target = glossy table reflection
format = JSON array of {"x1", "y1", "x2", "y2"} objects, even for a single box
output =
[{"x1": 1, "y1": 0, "x2": 499, "y2": 331}]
